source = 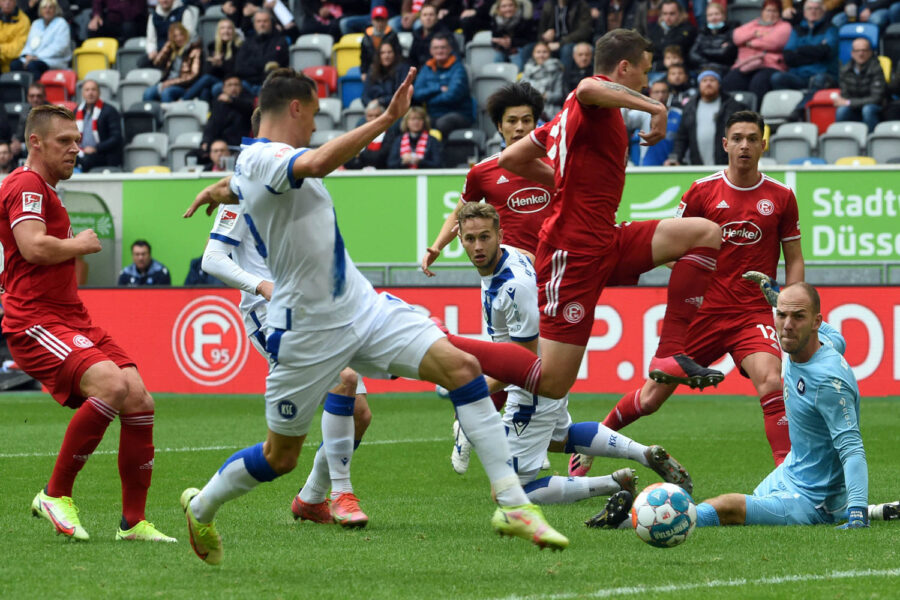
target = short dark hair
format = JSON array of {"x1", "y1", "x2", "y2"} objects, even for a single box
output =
[
  {"x1": 131, "y1": 239, "x2": 151, "y2": 253},
  {"x1": 258, "y1": 68, "x2": 317, "y2": 116},
  {"x1": 431, "y1": 32, "x2": 452, "y2": 45},
  {"x1": 487, "y1": 82, "x2": 544, "y2": 127},
  {"x1": 457, "y1": 202, "x2": 500, "y2": 231},
  {"x1": 593, "y1": 28, "x2": 653, "y2": 75},
  {"x1": 667, "y1": 63, "x2": 686, "y2": 73},
  {"x1": 250, "y1": 106, "x2": 261, "y2": 136},
  {"x1": 24, "y1": 104, "x2": 74, "y2": 140},
  {"x1": 725, "y1": 110, "x2": 766, "y2": 136}
]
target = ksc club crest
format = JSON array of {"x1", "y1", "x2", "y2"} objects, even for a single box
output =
[{"x1": 172, "y1": 296, "x2": 248, "y2": 386}]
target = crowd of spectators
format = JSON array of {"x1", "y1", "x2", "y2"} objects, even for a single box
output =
[{"x1": 0, "y1": 0, "x2": 896, "y2": 172}]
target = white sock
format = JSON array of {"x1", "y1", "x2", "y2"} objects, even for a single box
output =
[
  {"x1": 570, "y1": 422, "x2": 649, "y2": 465},
  {"x1": 298, "y1": 443, "x2": 330, "y2": 504},
  {"x1": 322, "y1": 394, "x2": 355, "y2": 499},
  {"x1": 191, "y1": 443, "x2": 276, "y2": 522},
  {"x1": 524, "y1": 475, "x2": 620, "y2": 504},
  {"x1": 456, "y1": 397, "x2": 529, "y2": 506}
]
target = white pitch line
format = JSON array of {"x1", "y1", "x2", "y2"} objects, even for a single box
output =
[
  {"x1": 495, "y1": 568, "x2": 900, "y2": 600},
  {"x1": 0, "y1": 437, "x2": 446, "y2": 459}
]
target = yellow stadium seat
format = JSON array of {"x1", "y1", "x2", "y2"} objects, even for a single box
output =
[
  {"x1": 133, "y1": 165, "x2": 171, "y2": 174},
  {"x1": 72, "y1": 38, "x2": 119, "y2": 80},
  {"x1": 879, "y1": 55, "x2": 891, "y2": 83},
  {"x1": 331, "y1": 33, "x2": 364, "y2": 77},
  {"x1": 834, "y1": 156, "x2": 876, "y2": 166},
  {"x1": 80, "y1": 37, "x2": 118, "y2": 64},
  {"x1": 429, "y1": 128, "x2": 442, "y2": 141}
]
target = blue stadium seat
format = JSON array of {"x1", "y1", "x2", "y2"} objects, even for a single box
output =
[
  {"x1": 839, "y1": 23, "x2": 879, "y2": 63},
  {"x1": 339, "y1": 66, "x2": 363, "y2": 108}
]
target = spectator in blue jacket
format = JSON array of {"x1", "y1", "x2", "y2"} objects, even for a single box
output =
[
  {"x1": 10, "y1": 0, "x2": 69, "y2": 78},
  {"x1": 118, "y1": 240, "x2": 171, "y2": 287},
  {"x1": 412, "y1": 32, "x2": 473, "y2": 138},
  {"x1": 362, "y1": 37, "x2": 411, "y2": 108},
  {"x1": 770, "y1": 0, "x2": 838, "y2": 92}
]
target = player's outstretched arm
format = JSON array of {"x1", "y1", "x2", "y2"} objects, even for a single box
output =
[
  {"x1": 202, "y1": 238, "x2": 270, "y2": 299},
  {"x1": 184, "y1": 176, "x2": 239, "y2": 218},
  {"x1": 13, "y1": 220, "x2": 101, "y2": 265},
  {"x1": 575, "y1": 78, "x2": 667, "y2": 146},
  {"x1": 293, "y1": 67, "x2": 417, "y2": 179},
  {"x1": 497, "y1": 136, "x2": 554, "y2": 187},
  {"x1": 422, "y1": 198, "x2": 465, "y2": 277}
]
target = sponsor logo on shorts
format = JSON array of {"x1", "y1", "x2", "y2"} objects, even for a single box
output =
[
  {"x1": 278, "y1": 400, "x2": 297, "y2": 418},
  {"x1": 72, "y1": 335, "x2": 94, "y2": 348},
  {"x1": 22, "y1": 192, "x2": 42, "y2": 213},
  {"x1": 507, "y1": 187, "x2": 550, "y2": 214},
  {"x1": 757, "y1": 199, "x2": 774, "y2": 215},
  {"x1": 172, "y1": 296, "x2": 248, "y2": 387},
  {"x1": 722, "y1": 221, "x2": 762, "y2": 245},
  {"x1": 562, "y1": 302, "x2": 585, "y2": 324}
]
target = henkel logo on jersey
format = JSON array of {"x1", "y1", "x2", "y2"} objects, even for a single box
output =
[
  {"x1": 507, "y1": 187, "x2": 551, "y2": 214},
  {"x1": 722, "y1": 221, "x2": 763, "y2": 245},
  {"x1": 172, "y1": 295, "x2": 249, "y2": 386}
]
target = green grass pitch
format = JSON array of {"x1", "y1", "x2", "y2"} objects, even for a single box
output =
[{"x1": 1, "y1": 392, "x2": 898, "y2": 599}]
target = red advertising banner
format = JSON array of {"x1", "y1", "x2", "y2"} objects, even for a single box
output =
[{"x1": 80, "y1": 287, "x2": 900, "y2": 397}]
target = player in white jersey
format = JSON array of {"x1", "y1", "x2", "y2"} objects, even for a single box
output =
[
  {"x1": 202, "y1": 202, "x2": 374, "y2": 527},
  {"x1": 458, "y1": 202, "x2": 694, "y2": 526},
  {"x1": 180, "y1": 67, "x2": 569, "y2": 565}
]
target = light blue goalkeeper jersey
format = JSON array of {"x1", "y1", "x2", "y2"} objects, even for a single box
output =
[{"x1": 780, "y1": 322, "x2": 867, "y2": 513}]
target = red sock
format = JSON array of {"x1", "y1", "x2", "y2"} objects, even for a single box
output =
[
  {"x1": 656, "y1": 246, "x2": 718, "y2": 357},
  {"x1": 602, "y1": 389, "x2": 643, "y2": 431},
  {"x1": 119, "y1": 411, "x2": 155, "y2": 527},
  {"x1": 760, "y1": 391, "x2": 790, "y2": 465},
  {"x1": 446, "y1": 334, "x2": 542, "y2": 395},
  {"x1": 47, "y1": 397, "x2": 117, "y2": 498},
  {"x1": 490, "y1": 390, "x2": 508, "y2": 412}
]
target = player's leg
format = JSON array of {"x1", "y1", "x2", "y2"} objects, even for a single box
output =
[
  {"x1": 741, "y1": 351, "x2": 790, "y2": 465},
  {"x1": 696, "y1": 493, "x2": 746, "y2": 526},
  {"x1": 647, "y1": 217, "x2": 723, "y2": 388},
  {"x1": 114, "y1": 366, "x2": 175, "y2": 542}
]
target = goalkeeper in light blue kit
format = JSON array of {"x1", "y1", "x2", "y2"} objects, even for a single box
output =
[{"x1": 696, "y1": 279, "x2": 898, "y2": 528}]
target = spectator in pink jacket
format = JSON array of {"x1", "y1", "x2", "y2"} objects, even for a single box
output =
[{"x1": 722, "y1": 0, "x2": 792, "y2": 100}]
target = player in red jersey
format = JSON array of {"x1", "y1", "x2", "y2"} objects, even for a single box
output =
[
  {"x1": 593, "y1": 111, "x2": 804, "y2": 471},
  {"x1": 421, "y1": 81, "x2": 552, "y2": 274},
  {"x1": 0, "y1": 105, "x2": 175, "y2": 543}
]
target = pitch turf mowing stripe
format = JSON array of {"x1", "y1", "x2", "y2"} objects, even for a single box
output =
[
  {"x1": 495, "y1": 568, "x2": 900, "y2": 599},
  {"x1": 0, "y1": 437, "x2": 447, "y2": 459}
]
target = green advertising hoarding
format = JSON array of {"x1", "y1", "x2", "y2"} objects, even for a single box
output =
[{"x1": 119, "y1": 169, "x2": 898, "y2": 285}]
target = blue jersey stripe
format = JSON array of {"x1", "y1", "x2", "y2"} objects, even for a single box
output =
[
  {"x1": 209, "y1": 233, "x2": 240, "y2": 246},
  {"x1": 242, "y1": 213, "x2": 268, "y2": 259},
  {"x1": 332, "y1": 208, "x2": 346, "y2": 299},
  {"x1": 287, "y1": 149, "x2": 309, "y2": 189}
]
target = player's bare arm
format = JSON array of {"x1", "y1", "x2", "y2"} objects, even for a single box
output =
[
  {"x1": 293, "y1": 68, "x2": 416, "y2": 179},
  {"x1": 782, "y1": 239, "x2": 804, "y2": 286},
  {"x1": 422, "y1": 198, "x2": 465, "y2": 277},
  {"x1": 12, "y1": 220, "x2": 101, "y2": 265},
  {"x1": 184, "y1": 176, "x2": 238, "y2": 218},
  {"x1": 576, "y1": 79, "x2": 667, "y2": 146},
  {"x1": 497, "y1": 136, "x2": 554, "y2": 188}
]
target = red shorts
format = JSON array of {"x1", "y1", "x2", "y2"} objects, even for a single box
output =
[
  {"x1": 686, "y1": 309, "x2": 782, "y2": 378},
  {"x1": 536, "y1": 220, "x2": 658, "y2": 346},
  {"x1": 6, "y1": 323, "x2": 135, "y2": 408}
]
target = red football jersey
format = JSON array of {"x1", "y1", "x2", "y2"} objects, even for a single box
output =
[
  {"x1": 529, "y1": 76, "x2": 629, "y2": 252},
  {"x1": 677, "y1": 170, "x2": 801, "y2": 312},
  {"x1": 461, "y1": 153, "x2": 554, "y2": 254},
  {"x1": 0, "y1": 167, "x2": 90, "y2": 332}
]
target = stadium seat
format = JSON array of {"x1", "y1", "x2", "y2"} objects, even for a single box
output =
[
  {"x1": 769, "y1": 122, "x2": 819, "y2": 164},
  {"x1": 787, "y1": 156, "x2": 826, "y2": 165},
  {"x1": 118, "y1": 68, "x2": 162, "y2": 109},
  {"x1": 314, "y1": 97, "x2": 341, "y2": 130},
  {"x1": 198, "y1": 8, "x2": 225, "y2": 52},
  {"x1": 163, "y1": 100, "x2": 209, "y2": 137},
  {"x1": 3, "y1": 101, "x2": 24, "y2": 132},
  {"x1": 834, "y1": 155, "x2": 876, "y2": 166},
  {"x1": 883, "y1": 22, "x2": 900, "y2": 63},
  {"x1": 397, "y1": 31, "x2": 413, "y2": 57},
  {"x1": 332, "y1": 33, "x2": 364, "y2": 77},
  {"x1": 805, "y1": 87, "x2": 840, "y2": 134},
  {"x1": 123, "y1": 101, "x2": 163, "y2": 143},
  {"x1": 879, "y1": 55, "x2": 891, "y2": 83},
  {"x1": 429, "y1": 128, "x2": 442, "y2": 141},
  {"x1": 473, "y1": 63, "x2": 518, "y2": 110},
  {"x1": 730, "y1": 90, "x2": 758, "y2": 112},
  {"x1": 167, "y1": 131, "x2": 204, "y2": 170},
  {"x1": 133, "y1": 165, "x2": 171, "y2": 173},
  {"x1": 117, "y1": 37, "x2": 147, "y2": 77},
  {"x1": 0, "y1": 71, "x2": 30, "y2": 103},
  {"x1": 471, "y1": 30, "x2": 493, "y2": 44},
  {"x1": 485, "y1": 131, "x2": 503, "y2": 157},
  {"x1": 338, "y1": 66, "x2": 363, "y2": 107},
  {"x1": 758, "y1": 156, "x2": 777, "y2": 167},
  {"x1": 839, "y1": 23, "x2": 879, "y2": 64},
  {"x1": 72, "y1": 37, "x2": 118, "y2": 79},
  {"x1": 40, "y1": 69, "x2": 76, "y2": 103},
  {"x1": 124, "y1": 132, "x2": 169, "y2": 171},
  {"x1": 309, "y1": 129, "x2": 343, "y2": 147},
  {"x1": 291, "y1": 34, "x2": 333, "y2": 71},
  {"x1": 866, "y1": 120, "x2": 900, "y2": 163},
  {"x1": 78, "y1": 69, "x2": 120, "y2": 103},
  {"x1": 819, "y1": 121, "x2": 868, "y2": 163},
  {"x1": 760, "y1": 89, "x2": 803, "y2": 126},
  {"x1": 303, "y1": 65, "x2": 338, "y2": 97},
  {"x1": 442, "y1": 129, "x2": 486, "y2": 168},
  {"x1": 341, "y1": 97, "x2": 365, "y2": 129},
  {"x1": 89, "y1": 165, "x2": 123, "y2": 173},
  {"x1": 728, "y1": 0, "x2": 763, "y2": 25},
  {"x1": 464, "y1": 39, "x2": 496, "y2": 70}
]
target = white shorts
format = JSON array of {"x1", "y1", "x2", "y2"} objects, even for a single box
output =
[
  {"x1": 264, "y1": 292, "x2": 443, "y2": 436},
  {"x1": 502, "y1": 388, "x2": 572, "y2": 482}
]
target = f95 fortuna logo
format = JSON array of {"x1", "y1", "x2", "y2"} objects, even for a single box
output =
[{"x1": 172, "y1": 296, "x2": 249, "y2": 386}]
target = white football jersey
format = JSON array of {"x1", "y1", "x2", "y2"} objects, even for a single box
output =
[
  {"x1": 231, "y1": 138, "x2": 375, "y2": 331},
  {"x1": 480, "y1": 245, "x2": 540, "y2": 344},
  {"x1": 209, "y1": 202, "x2": 272, "y2": 332}
]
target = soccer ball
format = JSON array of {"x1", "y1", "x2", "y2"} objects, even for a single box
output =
[{"x1": 631, "y1": 482, "x2": 697, "y2": 548}]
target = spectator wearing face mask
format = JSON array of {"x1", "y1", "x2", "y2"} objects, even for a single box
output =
[{"x1": 688, "y1": 1, "x2": 737, "y2": 76}]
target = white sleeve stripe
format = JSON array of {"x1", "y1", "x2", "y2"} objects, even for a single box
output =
[
  {"x1": 529, "y1": 131, "x2": 545, "y2": 148},
  {"x1": 781, "y1": 235, "x2": 801, "y2": 241},
  {"x1": 11, "y1": 215, "x2": 45, "y2": 228}
]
